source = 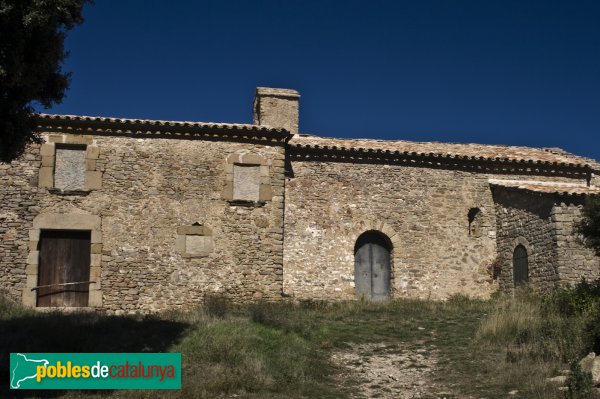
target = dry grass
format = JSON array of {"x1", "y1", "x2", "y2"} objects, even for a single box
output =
[{"x1": 2, "y1": 286, "x2": 600, "y2": 398}]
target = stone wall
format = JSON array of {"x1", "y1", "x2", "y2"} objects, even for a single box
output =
[
  {"x1": 283, "y1": 158, "x2": 501, "y2": 300},
  {"x1": 0, "y1": 133, "x2": 286, "y2": 313},
  {"x1": 492, "y1": 188, "x2": 560, "y2": 291},
  {"x1": 3, "y1": 87, "x2": 598, "y2": 310},
  {"x1": 553, "y1": 202, "x2": 600, "y2": 285},
  {"x1": 492, "y1": 188, "x2": 600, "y2": 290}
]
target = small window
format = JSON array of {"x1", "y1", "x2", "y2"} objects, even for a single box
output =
[
  {"x1": 54, "y1": 145, "x2": 87, "y2": 190},
  {"x1": 222, "y1": 153, "x2": 272, "y2": 204},
  {"x1": 39, "y1": 136, "x2": 102, "y2": 191},
  {"x1": 233, "y1": 164, "x2": 260, "y2": 202},
  {"x1": 468, "y1": 207, "x2": 482, "y2": 236},
  {"x1": 513, "y1": 245, "x2": 529, "y2": 286}
]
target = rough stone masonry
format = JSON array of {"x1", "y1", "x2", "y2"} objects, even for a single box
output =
[{"x1": 1, "y1": 87, "x2": 599, "y2": 313}]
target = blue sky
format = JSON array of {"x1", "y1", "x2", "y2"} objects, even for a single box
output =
[{"x1": 42, "y1": 1, "x2": 600, "y2": 160}]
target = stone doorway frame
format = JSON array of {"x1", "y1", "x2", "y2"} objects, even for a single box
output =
[
  {"x1": 24, "y1": 213, "x2": 103, "y2": 308},
  {"x1": 351, "y1": 219, "x2": 400, "y2": 298}
]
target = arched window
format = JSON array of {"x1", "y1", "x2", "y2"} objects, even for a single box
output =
[
  {"x1": 468, "y1": 207, "x2": 482, "y2": 236},
  {"x1": 513, "y1": 245, "x2": 529, "y2": 286},
  {"x1": 354, "y1": 231, "x2": 391, "y2": 300}
]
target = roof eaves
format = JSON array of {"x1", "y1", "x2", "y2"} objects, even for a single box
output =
[
  {"x1": 289, "y1": 140, "x2": 593, "y2": 170},
  {"x1": 35, "y1": 113, "x2": 292, "y2": 141}
]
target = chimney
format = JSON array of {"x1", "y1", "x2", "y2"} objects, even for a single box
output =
[{"x1": 253, "y1": 87, "x2": 300, "y2": 134}]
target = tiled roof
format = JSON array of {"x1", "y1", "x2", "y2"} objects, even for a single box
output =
[
  {"x1": 36, "y1": 113, "x2": 598, "y2": 170},
  {"x1": 489, "y1": 179, "x2": 600, "y2": 196},
  {"x1": 289, "y1": 135, "x2": 597, "y2": 169},
  {"x1": 36, "y1": 113, "x2": 287, "y2": 134}
]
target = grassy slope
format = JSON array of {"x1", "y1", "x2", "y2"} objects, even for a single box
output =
[{"x1": 0, "y1": 291, "x2": 595, "y2": 398}]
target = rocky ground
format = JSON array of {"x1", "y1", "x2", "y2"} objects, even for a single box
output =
[{"x1": 331, "y1": 343, "x2": 455, "y2": 399}]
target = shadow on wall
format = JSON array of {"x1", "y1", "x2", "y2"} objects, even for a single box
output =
[{"x1": 0, "y1": 308, "x2": 190, "y2": 398}]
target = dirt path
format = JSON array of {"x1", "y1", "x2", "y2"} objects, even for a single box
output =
[{"x1": 331, "y1": 343, "x2": 454, "y2": 398}]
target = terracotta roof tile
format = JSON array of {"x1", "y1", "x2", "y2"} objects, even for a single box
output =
[
  {"x1": 36, "y1": 113, "x2": 287, "y2": 133},
  {"x1": 290, "y1": 135, "x2": 597, "y2": 168},
  {"x1": 489, "y1": 179, "x2": 600, "y2": 196},
  {"x1": 36, "y1": 113, "x2": 599, "y2": 170}
]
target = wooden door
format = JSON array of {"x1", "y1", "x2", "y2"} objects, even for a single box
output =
[
  {"x1": 355, "y1": 232, "x2": 391, "y2": 300},
  {"x1": 513, "y1": 245, "x2": 529, "y2": 287},
  {"x1": 37, "y1": 230, "x2": 91, "y2": 307}
]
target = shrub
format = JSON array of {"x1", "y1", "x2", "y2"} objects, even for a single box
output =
[
  {"x1": 548, "y1": 279, "x2": 600, "y2": 317},
  {"x1": 566, "y1": 360, "x2": 593, "y2": 398}
]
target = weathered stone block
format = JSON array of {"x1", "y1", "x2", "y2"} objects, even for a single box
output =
[
  {"x1": 91, "y1": 243, "x2": 102, "y2": 254},
  {"x1": 55, "y1": 147, "x2": 87, "y2": 190},
  {"x1": 185, "y1": 235, "x2": 213, "y2": 255},
  {"x1": 41, "y1": 156, "x2": 55, "y2": 167},
  {"x1": 259, "y1": 184, "x2": 272, "y2": 201},
  {"x1": 86, "y1": 159, "x2": 97, "y2": 171},
  {"x1": 38, "y1": 167, "x2": 54, "y2": 188},
  {"x1": 88, "y1": 290, "x2": 103, "y2": 307},
  {"x1": 233, "y1": 164, "x2": 260, "y2": 201},
  {"x1": 27, "y1": 251, "x2": 39, "y2": 265},
  {"x1": 241, "y1": 154, "x2": 266, "y2": 165},
  {"x1": 86, "y1": 146, "x2": 100, "y2": 159},
  {"x1": 40, "y1": 143, "x2": 55, "y2": 156},
  {"x1": 91, "y1": 254, "x2": 102, "y2": 267},
  {"x1": 85, "y1": 171, "x2": 102, "y2": 190}
]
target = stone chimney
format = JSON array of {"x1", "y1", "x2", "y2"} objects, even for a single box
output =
[{"x1": 253, "y1": 87, "x2": 300, "y2": 134}]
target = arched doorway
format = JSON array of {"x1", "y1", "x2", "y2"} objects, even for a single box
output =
[
  {"x1": 513, "y1": 244, "x2": 529, "y2": 286},
  {"x1": 354, "y1": 231, "x2": 391, "y2": 300}
]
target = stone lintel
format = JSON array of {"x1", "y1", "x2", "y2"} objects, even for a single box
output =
[
  {"x1": 49, "y1": 134, "x2": 93, "y2": 145},
  {"x1": 177, "y1": 225, "x2": 208, "y2": 236}
]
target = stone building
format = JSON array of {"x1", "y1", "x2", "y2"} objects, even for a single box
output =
[{"x1": 1, "y1": 87, "x2": 599, "y2": 312}]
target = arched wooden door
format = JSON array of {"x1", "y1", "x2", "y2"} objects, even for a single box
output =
[
  {"x1": 354, "y1": 231, "x2": 391, "y2": 300},
  {"x1": 513, "y1": 245, "x2": 529, "y2": 287}
]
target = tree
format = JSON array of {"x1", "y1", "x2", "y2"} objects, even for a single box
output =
[
  {"x1": 578, "y1": 196, "x2": 600, "y2": 255},
  {"x1": 0, "y1": 0, "x2": 90, "y2": 162}
]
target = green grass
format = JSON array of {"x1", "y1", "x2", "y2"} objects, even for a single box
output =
[{"x1": 2, "y1": 287, "x2": 599, "y2": 398}]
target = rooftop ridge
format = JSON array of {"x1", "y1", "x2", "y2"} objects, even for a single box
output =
[
  {"x1": 289, "y1": 135, "x2": 598, "y2": 170},
  {"x1": 35, "y1": 113, "x2": 599, "y2": 171},
  {"x1": 36, "y1": 113, "x2": 283, "y2": 132}
]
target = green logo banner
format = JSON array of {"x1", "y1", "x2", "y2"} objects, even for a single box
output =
[{"x1": 10, "y1": 353, "x2": 181, "y2": 390}]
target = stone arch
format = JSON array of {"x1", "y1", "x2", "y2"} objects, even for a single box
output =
[
  {"x1": 25, "y1": 213, "x2": 102, "y2": 308},
  {"x1": 511, "y1": 237, "x2": 531, "y2": 287},
  {"x1": 351, "y1": 219, "x2": 400, "y2": 298},
  {"x1": 354, "y1": 230, "x2": 392, "y2": 300}
]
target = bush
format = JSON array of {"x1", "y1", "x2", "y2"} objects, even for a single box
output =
[
  {"x1": 548, "y1": 279, "x2": 600, "y2": 317},
  {"x1": 566, "y1": 360, "x2": 593, "y2": 398}
]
